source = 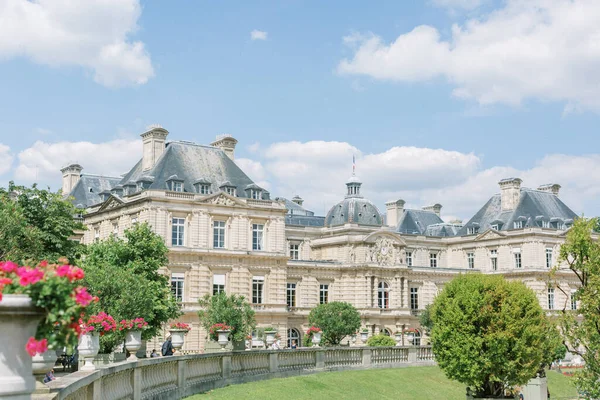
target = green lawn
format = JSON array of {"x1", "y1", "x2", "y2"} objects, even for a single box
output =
[{"x1": 190, "y1": 367, "x2": 578, "y2": 400}]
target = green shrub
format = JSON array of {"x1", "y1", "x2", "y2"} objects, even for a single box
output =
[
  {"x1": 366, "y1": 334, "x2": 396, "y2": 347},
  {"x1": 308, "y1": 302, "x2": 361, "y2": 346}
]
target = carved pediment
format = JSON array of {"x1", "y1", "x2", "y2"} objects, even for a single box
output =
[
  {"x1": 474, "y1": 229, "x2": 507, "y2": 241},
  {"x1": 198, "y1": 192, "x2": 246, "y2": 207},
  {"x1": 98, "y1": 195, "x2": 124, "y2": 212}
]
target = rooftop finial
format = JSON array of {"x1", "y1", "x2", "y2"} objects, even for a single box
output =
[{"x1": 352, "y1": 154, "x2": 356, "y2": 176}]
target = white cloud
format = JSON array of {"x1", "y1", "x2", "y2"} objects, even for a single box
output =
[
  {"x1": 248, "y1": 142, "x2": 261, "y2": 153},
  {"x1": 14, "y1": 139, "x2": 141, "y2": 187},
  {"x1": 0, "y1": 144, "x2": 14, "y2": 176},
  {"x1": 235, "y1": 158, "x2": 270, "y2": 190},
  {"x1": 238, "y1": 140, "x2": 600, "y2": 220},
  {"x1": 0, "y1": 0, "x2": 154, "y2": 87},
  {"x1": 250, "y1": 30, "x2": 268, "y2": 41},
  {"x1": 338, "y1": 0, "x2": 600, "y2": 112}
]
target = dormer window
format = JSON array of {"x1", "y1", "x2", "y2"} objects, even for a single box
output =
[
  {"x1": 225, "y1": 187, "x2": 236, "y2": 196},
  {"x1": 250, "y1": 189, "x2": 262, "y2": 200},
  {"x1": 467, "y1": 227, "x2": 478, "y2": 235},
  {"x1": 491, "y1": 224, "x2": 499, "y2": 230},
  {"x1": 220, "y1": 181, "x2": 237, "y2": 196},
  {"x1": 166, "y1": 175, "x2": 184, "y2": 192},
  {"x1": 123, "y1": 182, "x2": 137, "y2": 196},
  {"x1": 193, "y1": 178, "x2": 212, "y2": 195},
  {"x1": 514, "y1": 221, "x2": 523, "y2": 229},
  {"x1": 136, "y1": 176, "x2": 154, "y2": 191},
  {"x1": 245, "y1": 184, "x2": 263, "y2": 200},
  {"x1": 199, "y1": 184, "x2": 210, "y2": 194}
]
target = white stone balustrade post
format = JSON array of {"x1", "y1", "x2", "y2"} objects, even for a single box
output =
[
  {"x1": 221, "y1": 355, "x2": 232, "y2": 380},
  {"x1": 269, "y1": 352, "x2": 279, "y2": 373},
  {"x1": 315, "y1": 349, "x2": 325, "y2": 369},
  {"x1": 408, "y1": 347, "x2": 417, "y2": 363},
  {"x1": 362, "y1": 348, "x2": 372, "y2": 367},
  {"x1": 133, "y1": 367, "x2": 142, "y2": 400},
  {"x1": 177, "y1": 360, "x2": 187, "y2": 398}
]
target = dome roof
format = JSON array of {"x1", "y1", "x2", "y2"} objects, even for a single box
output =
[{"x1": 325, "y1": 197, "x2": 383, "y2": 227}]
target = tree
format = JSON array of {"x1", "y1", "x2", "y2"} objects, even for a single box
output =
[
  {"x1": 430, "y1": 274, "x2": 560, "y2": 398},
  {"x1": 366, "y1": 334, "x2": 396, "y2": 347},
  {"x1": 0, "y1": 182, "x2": 85, "y2": 263},
  {"x1": 197, "y1": 292, "x2": 256, "y2": 342},
  {"x1": 419, "y1": 304, "x2": 433, "y2": 335},
  {"x1": 82, "y1": 223, "x2": 181, "y2": 352},
  {"x1": 556, "y1": 217, "x2": 600, "y2": 397},
  {"x1": 308, "y1": 302, "x2": 361, "y2": 346}
]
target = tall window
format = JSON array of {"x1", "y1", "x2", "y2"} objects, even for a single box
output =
[
  {"x1": 252, "y1": 276, "x2": 264, "y2": 304},
  {"x1": 199, "y1": 184, "x2": 210, "y2": 195},
  {"x1": 490, "y1": 249, "x2": 498, "y2": 271},
  {"x1": 172, "y1": 181, "x2": 183, "y2": 192},
  {"x1": 289, "y1": 243, "x2": 299, "y2": 260},
  {"x1": 514, "y1": 251, "x2": 522, "y2": 269},
  {"x1": 546, "y1": 248, "x2": 553, "y2": 268},
  {"x1": 410, "y1": 287, "x2": 419, "y2": 310},
  {"x1": 171, "y1": 273, "x2": 184, "y2": 302},
  {"x1": 406, "y1": 251, "x2": 413, "y2": 267},
  {"x1": 287, "y1": 328, "x2": 300, "y2": 348},
  {"x1": 213, "y1": 221, "x2": 225, "y2": 248},
  {"x1": 224, "y1": 187, "x2": 236, "y2": 196},
  {"x1": 319, "y1": 284, "x2": 329, "y2": 304},
  {"x1": 377, "y1": 282, "x2": 390, "y2": 309},
  {"x1": 112, "y1": 222, "x2": 119, "y2": 238},
  {"x1": 467, "y1": 252, "x2": 475, "y2": 269},
  {"x1": 286, "y1": 283, "x2": 296, "y2": 307},
  {"x1": 547, "y1": 288, "x2": 555, "y2": 310},
  {"x1": 252, "y1": 224, "x2": 264, "y2": 251},
  {"x1": 172, "y1": 217, "x2": 185, "y2": 246},
  {"x1": 430, "y1": 253, "x2": 437, "y2": 268},
  {"x1": 213, "y1": 274, "x2": 225, "y2": 295},
  {"x1": 94, "y1": 227, "x2": 100, "y2": 243},
  {"x1": 413, "y1": 330, "x2": 421, "y2": 346},
  {"x1": 250, "y1": 189, "x2": 261, "y2": 200},
  {"x1": 514, "y1": 221, "x2": 523, "y2": 229},
  {"x1": 571, "y1": 290, "x2": 577, "y2": 310}
]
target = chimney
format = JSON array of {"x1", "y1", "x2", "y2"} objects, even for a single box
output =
[
  {"x1": 422, "y1": 203, "x2": 442, "y2": 217},
  {"x1": 385, "y1": 199, "x2": 405, "y2": 227},
  {"x1": 60, "y1": 163, "x2": 83, "y2": 195},
  {"x1": 211, "y1": 134, "x2": 238, "y2": 160},
  {"x1": 291, "y1": 195, "x2": 304, "y2": 207},
  {"x1": 537, "y1": 183, "x2": 561, "y2": 196},
  {"x1": 499, "y1": 178, "x2": 522, "y2": 211},
  {"x1": 141, "y1": 125, "x2": 169, "y2": 171}
]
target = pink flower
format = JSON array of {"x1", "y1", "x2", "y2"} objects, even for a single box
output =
[
  {"x1": 0, "y1": 278, "x2": 12, "y2": 285},
  {"x1": 55, "y1": 265, "x2": 71, "y2": 278},
  {"x1": 25, "y1": 337, "x2": 48, "y2": 356},
  {"x1": 74, "y1": 287, "x2": 93, "y2": 306},
  {"x1": 68, "y1": 267, "x2": 85, "y2": 281},
  {"x1": 16, "y1": 267, "x2": 44, "y2": 286},
  {"x1": 0, "y1": 261, "x2": 18, "y2": 273}
]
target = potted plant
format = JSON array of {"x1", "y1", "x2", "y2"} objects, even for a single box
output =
[
  {"x1": 0, "y1": 260, "x2": 95, "y2": 397},
  {"x1": 78, "y1": 311, "x2": 117, "y2": 370},
  {"x1": 263, "y1": 327, "x2": 277, "y2": 346},
  {"x1": 119, "y1": 318, "x2": 149, "y2": 360},
  {"x1": 403, "y1": 328, "x2": 418, "y2": 345},
  {"x1": 168, "y1": 322, "x2": 191, "y2": 350},
  {"x1": 209, "y1": 323, "x2": 231, "y2": 350},
  {"x1": 360, "y1": 328, "x2": 369, "y2": 342},
  {"x1": 307, "y1": 326, "x2": 322, "y2": 347},
  {"x1": 394, "y1": 331, "x2": 403, "y2": 346}
]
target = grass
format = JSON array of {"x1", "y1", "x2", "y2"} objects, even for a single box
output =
[{"x1": 189, "y1": 367, "x2": 578, "y2": 400}]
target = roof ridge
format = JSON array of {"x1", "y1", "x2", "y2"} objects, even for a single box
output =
[
  {"x1": 168, "y1": 140, "x2": 220, "y2": 150},
  {"x1": 80, "y1": 173, "x2": 121, "y2": 179}
]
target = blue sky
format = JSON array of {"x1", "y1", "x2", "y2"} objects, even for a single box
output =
[{"x1": 1, "y1": 0, "x2": 600, "y2": 219}]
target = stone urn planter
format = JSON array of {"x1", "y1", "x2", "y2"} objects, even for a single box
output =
[
  {"x1": 312, "y1": 331, "x2": 322, "y2": 347},
  {"x1": 0, "y1": 294, "x2": 45, "y2": 399},
  {"x1": 169, "y1": 329, "x2": 187, "y2": 350},
  {"x1": 264, "y1": 330, "x2": 276, "y2": 346},
  {"x1": 360, "y1": 330, "x2": 369, "y2": 342},
  {"x1": 394, "y1": 332, "x2": 403, "y2": 346},
  {"x1": 78, "y1": 332, "x2": 100, "y2": 371},
  {"x1": 124, "y1": 330, "x2": 143, "y2": 361},
  {"x1": 32, "y1": 349, "x2": 58, "y2": 392},
  {"x1": 217, "y1": 330, "x2": 230, "y2": 350}
]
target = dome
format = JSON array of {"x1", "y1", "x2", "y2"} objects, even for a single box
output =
[{"x1": 325, "y1": 197, "x2": 383, "y2": 227}]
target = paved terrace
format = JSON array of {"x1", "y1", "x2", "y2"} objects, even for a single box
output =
[{"x1": 38, "y1": 346, "x2": 435, "y2": 400}]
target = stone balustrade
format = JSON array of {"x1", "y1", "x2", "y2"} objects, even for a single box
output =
[{"x1": 43, "y1": 346, "x2": 435, "y2": 400}]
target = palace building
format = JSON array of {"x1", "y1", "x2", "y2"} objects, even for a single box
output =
[{"x1": 63, "y1": 126, "x2": 581, "y2": 351}]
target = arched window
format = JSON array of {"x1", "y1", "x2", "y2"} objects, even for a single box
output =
[
  {"x1": 287, "y1": 328, "x2": 300, "y2": 348},
  {"x1": 377, "y1": 281, "x2": 390, "y2": 309},
  {"x1": 381, "y1": 328, "x2": 391, "y2": 336},
  {"x1": 413, "y1": 330, "x2": 421, "y2": 346}
]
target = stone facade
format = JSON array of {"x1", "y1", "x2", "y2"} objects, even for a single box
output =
[{"x1": 64, "y1": 128, "x2": 582, "y2": 352}]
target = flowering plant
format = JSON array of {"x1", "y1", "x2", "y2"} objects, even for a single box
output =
[
  {"x1": 360, "y1": 328, "x2": 369, "y2": 333},
  {"x1": 0, "y1": 260, "x2": 97, "y2": 356},
  {"x1": 169, "y1": 322, "x2": 191, "y2": 331},
  {"x1": 403, "y1": 328, "x2": 419, "y2": 333},
  {"x1": 263, "y1": 326, "x2": 276, "y2": 332},
  {"x1": 119, "y1": 317, "x2": 149, "y2": 331},
  {"x1": 209, "y1": 323, "x2": 231, "y2": 340},
  {"x1": 306, "y1": 326, "x2": 322, "y2": 335},
  {"x1": 79, "y1": 312, "x2": 117, "y2": 335}
]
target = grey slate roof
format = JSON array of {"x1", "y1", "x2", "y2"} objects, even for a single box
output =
[
  {"x1": 457, "y1": 188, "x2": 577, "y2": 236},
  {"x1": 277, "y1": 197, "x2": 315, "y2": 217},
  {"x1": 325, "y1": 197, "x2": 383, "y2": 227},
  {"x1": 68, "y1": 174, "x2": 121, "y2": 208},
  {"x1": 118, "y1": 141, "x2": 260, "y2": 198},
  {"x1": 396, "y1": 209, "x2": 446, "y2": 235},
  {"x1": 277, "y1": 197, "x2": 325, "y2": 227}
]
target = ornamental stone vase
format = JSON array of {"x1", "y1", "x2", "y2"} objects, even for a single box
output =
[
  {"x1": 77, "y1": 332, "x2": 100, "y2": 371},
  {"x1": 31, "y1": 349, "x2": 58, "y2": 393},
  {"x1": 394, "y1": 333, "x2": 402, "y2": 346},
  {"x1": 265, "y1": 330, "x2": 276, "y2": 346},
  {"x1": 312, "y1": 331, "x2": 322, "y2": 347},
  {"x1": 360, "y1": 331, "x2": 369, "y2": 342},
  {"x1": 169, "y1": 329, "x2": 187, "y2": 350},
  {"x1": 124, "y1": 330, "x2": 143, "y2": 361},
  {"x1": 217, "y1": 330, "x2": 230, "y2": 350},
  {"x1": 0, "y1": 294, "x2": 45, "y2": 400}
]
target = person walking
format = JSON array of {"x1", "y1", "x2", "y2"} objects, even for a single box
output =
[
  {"x1": 150, "y1": 349, "x2": 160, "y2": 358},
  {"x1": 291, "y1": 340, "x2": 297, "y2": 349},
  {"x1": 271, "y1": 339, "x2": 282, "y2": 350},
  {"x1": 161, "y1": 336, "x2": 174, "y2": 356}
]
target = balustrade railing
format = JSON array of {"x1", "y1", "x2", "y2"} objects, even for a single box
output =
[{"x1": 43, "y1": 346, "x2": 434, "y2": 400}]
